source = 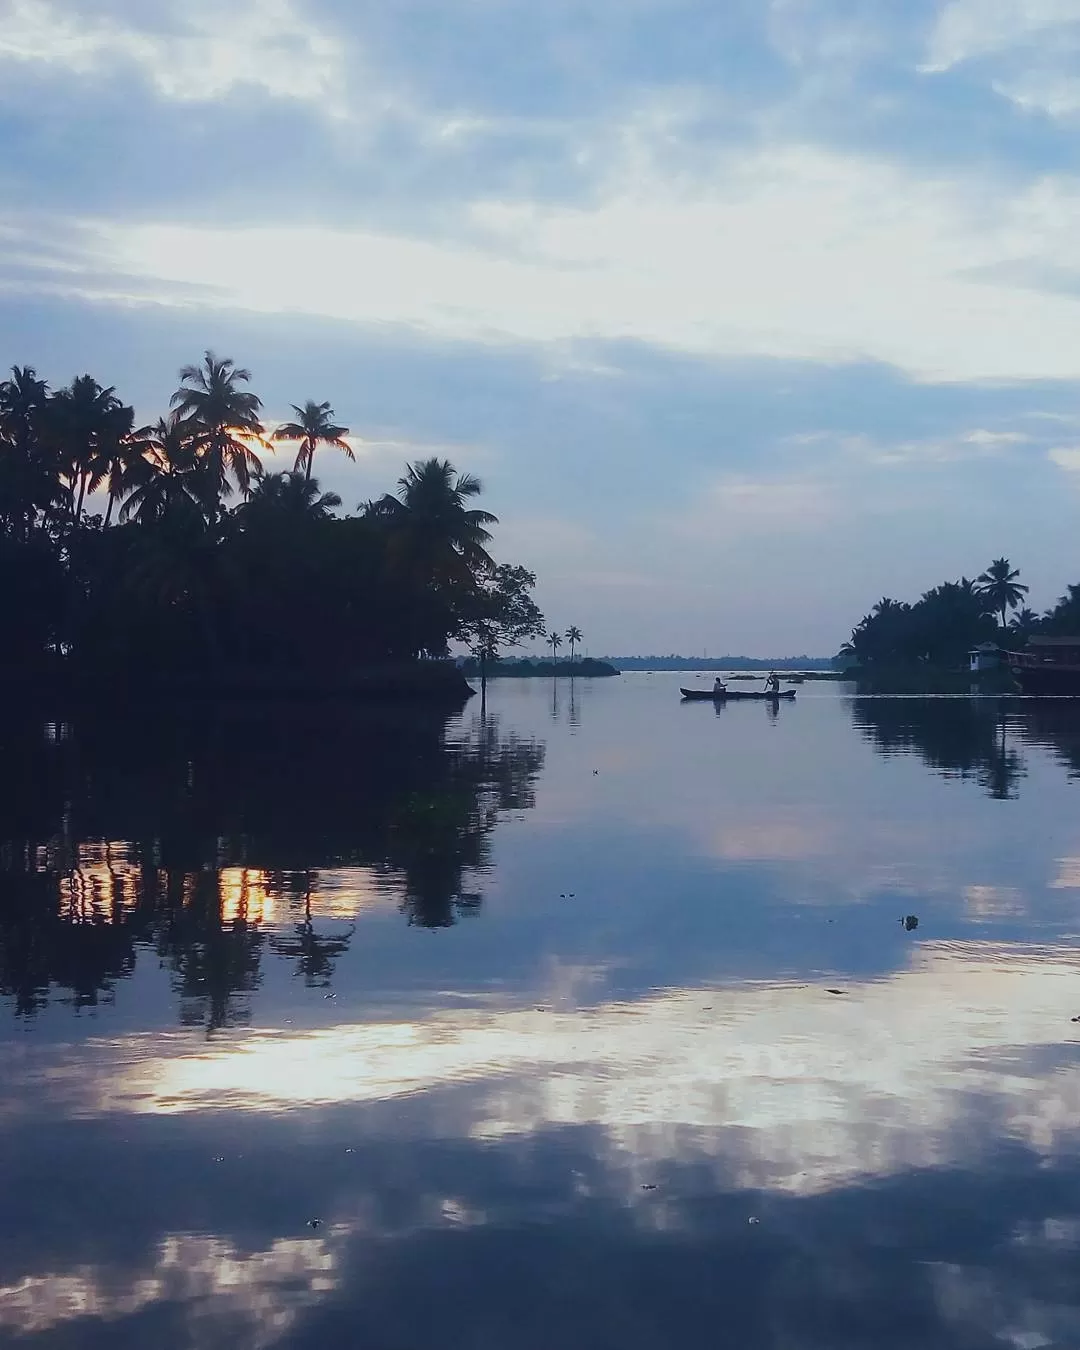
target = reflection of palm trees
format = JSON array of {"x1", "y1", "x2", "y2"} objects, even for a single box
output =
[
  {"x1": 158, "y1": 872, "x2": 265, "y2": 1035},
  {"x1": 850, "y1": 696, "x2": 1025, "y2": 800},
  {"x1": 0, "y1": 702, "x2": 546, "y2": 1012},
  {"x1": 269, "y1": 881, "x2": 354, "y2": 987}
]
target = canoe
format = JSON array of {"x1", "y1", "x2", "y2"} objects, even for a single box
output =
[{"x1": 680, "y1": 687, "x2": 796, "y2": 701}]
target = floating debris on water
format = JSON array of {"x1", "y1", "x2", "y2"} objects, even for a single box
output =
[
  {"x1": 641, "y1": 1184, "x2": 658, "y2": 1191},
  {"x1": 307, "y1": 1218, "x2": 322, "y2": 1230},
  {"x1": 826, "y1": 988, "x2": 847, "y2": 996},
  {"x1": 902, "y1": 915, "x2": 919, "y2": 931}
]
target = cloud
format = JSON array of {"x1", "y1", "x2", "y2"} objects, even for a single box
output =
[
  {"x1": 0, "y1": 0, "x2": 351, "y2": 111},
  {"x1": 923, "y1": 0, "x2": 1080, "y2": 72},
  {"x1": 4, "y1": 136, "x2": 1069, "y2": 383},
  {"x1": 1048, "y1": 446, "x2": 1080, "y2": 472}
]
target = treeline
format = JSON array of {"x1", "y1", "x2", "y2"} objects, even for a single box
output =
[
  {"x1": 0, "y1": 354, "x2": 545, "y2": 693},
  {"x1": 606, "y1": 655, "x2": 833, "y2": 671},
  {"x1": 840, "y1": 557, "x2": 1080, "y2": 669}
]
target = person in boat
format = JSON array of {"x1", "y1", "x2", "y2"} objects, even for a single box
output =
[
  {"x1": 712, "y1": 676, "x2": 727, "y2": 696},
  {"x1": 764, "y1": 671, "x2": 781, "y2": 695}
]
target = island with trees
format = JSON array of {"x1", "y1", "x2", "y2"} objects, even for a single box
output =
[
  {"x1": 838, "y1": 557, "x2": 1080, "y2": 685},
  {"x1": 0, "y1": 354, "x2": 546, "y2": 702}
]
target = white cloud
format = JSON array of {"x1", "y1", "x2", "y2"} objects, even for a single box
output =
[
  {"x1": 0, "y1": 0, "x2": 350, "y2": 112},
  {"x1": 855, "y1": 428, "x2": 1031, "y2": 465},
  {"x1": 17, "y1": 136, "x2": 1073, "y2": 383},
  {"x1": 923, "y1": 0, "x2": 1080, "y2": 72},
  {"x1": 993, "y1": 70, "x2": 1080, "y2": 118},
  {"x1": 1048, "y1": 446, "x2": 1080, "y2": 471}
]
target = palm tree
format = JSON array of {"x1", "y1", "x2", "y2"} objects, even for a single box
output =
[
  {"x1": 271, "y1": 401, "x2": 352, "y2": 483},
  {"x1": 565, "y1": 625, "x2": 582, "y2": 664},
  {"x1": 0, "y1": 366, "x2": 54, "y2": 538},
  {"x1": 170, "y1": 352, "x2": 267, "y2": 502},
  {"x1": 1009, "y1": 606, "x2": 1039, "y2": 634},
  {"x1": 548, "y1": 630, "x2": 562, "y2": 662},
  {"x1": 976, "y1": 558, "x2": 1028, "y2": 631},
  {"x1": 46, "y1": 375, "x2": 132, "y2": 521},
  {"x1": 120, "y1": 417, "x2": 208, "y2": 525},
  {"x1": 366, "y1": 457, "x2": 498, "y2": 584},
  {"x1": 238, "y1": 471, "x2": 342, "y2": 523}
]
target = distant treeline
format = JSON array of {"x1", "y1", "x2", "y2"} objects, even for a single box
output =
[
  {"x1": 601, "y1": 655, "x2": 834, "y2": 671},
  {"x1": 0, "y1": 354, "x2": 545, "y2": 698},
  {"x1": 459, "y1": 657, "x2": 618, "y2": 678},
  {"x1": 840, "y1": 557, "x2": 1080, "y2": 670}
]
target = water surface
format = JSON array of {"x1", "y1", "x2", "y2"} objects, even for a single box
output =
[{"x1": 3, "y1": 675, "x2": 1080, "y2": 1349}]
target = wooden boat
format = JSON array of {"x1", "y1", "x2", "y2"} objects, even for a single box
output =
[{"x1": 681, "y1": 687, "x2": 796, "y2": 701}]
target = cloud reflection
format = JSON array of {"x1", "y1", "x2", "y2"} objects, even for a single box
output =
[
  {"x1": 0, "y1": 1229, "x2": 342, "y2": 1343},
  {"x1": 16, "y1": 942, "x2": 1080, "y2": 1200}
]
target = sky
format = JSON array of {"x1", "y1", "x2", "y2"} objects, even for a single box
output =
[{"x1": 3, "y1": 0, "x2": 1080, "y2": 655}]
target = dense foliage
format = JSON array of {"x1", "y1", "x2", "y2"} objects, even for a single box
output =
[
  {"x1": 0, "y1": 354, "x2": 544, "y2": 688},
  {"x1": 839, "y1": 557, "x2": 1080, "y2": 669}
]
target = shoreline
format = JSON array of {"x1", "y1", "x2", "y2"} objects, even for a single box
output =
[{"x1": 0, "y1": 660, "x2": 476, "y2": 705}]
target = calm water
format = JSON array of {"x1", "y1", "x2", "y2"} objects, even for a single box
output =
[{"x1": 3, "y1": 675, "x2": 1080, "y2": 1349}]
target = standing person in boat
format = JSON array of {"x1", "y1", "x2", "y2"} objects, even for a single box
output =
[
  {"x1": 764, "y1": 671, "x2": 781, "y2": 695},
  {"x1": 712, "y1": 675, "x2": 727, "y2": 696}
]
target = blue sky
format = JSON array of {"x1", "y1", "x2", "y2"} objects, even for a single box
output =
[{"x1": 3, "y1": 0, "x2": 1080, "y2": 654}]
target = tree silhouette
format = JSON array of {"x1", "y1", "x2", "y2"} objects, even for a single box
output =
[
  {"x1": 46, "y1": 375, "x2": 133, "y2": 521},
  {"x1": 0, "y1": 355, "x2": 542, "y2": 686},
  {"x1": 238, "y1": 471, "x2": 342, "y2": 523},
  {"x1": 271, "y1": 400, "x2": 352, "y2": 483},
  {"x1": 976, "y1": 558, "x2": 1028, "y2": 631},
  {"x1": 170, "y1": 352, "x2": 268, "y2": 503},
  {"x1": 548, "y1": 630, "x2": 562, "y2": 662},
  {"x1": 565, "y1": 625, "x2": 582, "y2": 663}
]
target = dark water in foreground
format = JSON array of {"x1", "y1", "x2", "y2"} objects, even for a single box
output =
[{"x1": 3, "y1": 675, "x2": 1080, "y2": 1349}]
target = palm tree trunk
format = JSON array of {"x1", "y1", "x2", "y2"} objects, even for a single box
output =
[
  {"x1": 304, "y1": 444, "x2": 314, "y2": 484},
  {"x1": 75, "y1": 474, "x2": 88, "y2": 521}
]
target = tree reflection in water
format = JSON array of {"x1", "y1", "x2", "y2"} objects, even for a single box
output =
[
  {"x1": 849, "y1": 694, "x2": 1080, "y2": 800},
  {"x1": 0, "y1": 702, "x2": 544, "y2": 1026}
]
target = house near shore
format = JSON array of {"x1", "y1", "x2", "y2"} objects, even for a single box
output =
[{"x1": 969, "y1": 642, "x2": 1000, "y2": 672}]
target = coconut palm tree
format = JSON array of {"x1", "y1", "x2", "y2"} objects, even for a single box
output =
[
  {"x1": 548, "y1": 630, "x2": 562, "y2": 662},
  {"x1": 366, "y1": 457, "x2": 498, "y2": 585},
  {"x1": 271, "y1": 401, "x2": 352, "y2": 483},
  {"x1": 565, "y1": 625, "x2": 582, "y2": 664},
  {"x1": 1008, "y1": 606, "x2": 1039, "y2": 635},
  {"x1": 46, "y1": 375, "x2": 133, "y2": 521},
  {"x1": 120, "y1": 417, "x2": 212, "y2": 525},
  {"x1": 170, "y1": 352, "x2": 267, "y2": 502},
  {"x1": 976, "y1": 558, "x2": 1028, "y2": 631},
  {"x1": 238, "y1": 471, "x2": 342, "y2": 523},
  {"x1": 0, "y1": 366, "x2": 55, "y2": 538}
]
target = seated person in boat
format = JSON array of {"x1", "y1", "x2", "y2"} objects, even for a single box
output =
[
  {"x1": 764, "y1": 671, "x2": 781, "y2": 694},
  {"x1": 712, "y1": 676, "x2": 727, "y2": 695}
]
